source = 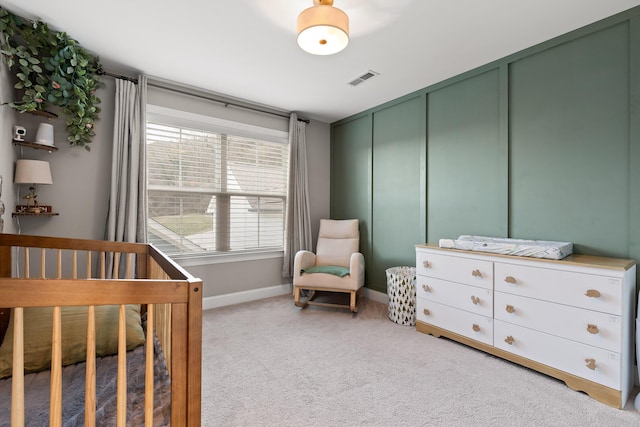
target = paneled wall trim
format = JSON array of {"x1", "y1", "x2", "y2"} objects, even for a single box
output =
[{"x1": 331, "y1": 7, "x2": 640, "y2": 292}]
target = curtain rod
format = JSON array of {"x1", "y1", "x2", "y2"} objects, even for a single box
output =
[
  {"x1": 147, "y1": 80, "x2": 311, "y2": 124},
  {"x1": 96, "y1": 69, "x2": 310, "y2": 123},
  {"x1": 96, "y1": 68, "x2": 138, "y2": 84}
]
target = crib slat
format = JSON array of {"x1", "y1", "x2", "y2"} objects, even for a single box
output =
[
  {"x1": 72, "y1": 250, "x2": 77, "y2": 279},
  {"x1": 117, "y1": 304, "x2": 127, "y2": 427},
  {"x1": 41, "y1": 248, "x2": 46, "y2": 278},
  {"x1": 11, "y1": 307, "x2": 25, "y2": 427},
  {"x1": 113, "y1": 252, "x2": 120, "y2": 279},
  {"x1": 57, "y1": 250, "x2": 62, "y2": 279},
  {"x1": 100, "y1": 251, "x2": 106, "y2": 279},
  {"x1": 87, "y1": 251, "x2": 92, "y2": 279},
  {"x1": 85, "y1": 305, "x2": 97, "y2": 427},
  {"x1": 50, "y1": 306, "x2": 62, "y2": 427},
  {"x1": 145, "y1": 304, "x2": 155, "y2": 425},
  {"x1": 126, "y1": 253, "x2": 132, "y2": 279},
  {"x1": 50, "y1": 250, "x2": 63, "y2": 427},
  {"x1": 24, "y1": 247, "x2": 29, "y2": 278}
]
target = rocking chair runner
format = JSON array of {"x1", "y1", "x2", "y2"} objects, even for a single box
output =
[{"x1": 293, "y1": 219, "x2": 365, "y2": 312}]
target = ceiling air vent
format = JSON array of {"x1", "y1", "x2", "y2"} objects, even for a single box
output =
[{"x1": 348, "y1": 70, "x2": 379, "y2": 87}]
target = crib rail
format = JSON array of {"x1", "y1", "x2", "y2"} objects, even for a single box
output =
[{"x1": 0, "y1": 233, "x2": 202, "y2": 427}]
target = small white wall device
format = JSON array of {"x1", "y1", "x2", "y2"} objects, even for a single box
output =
[{"x1": 13, "y1": 125, "x2": 26, "y2": 141}]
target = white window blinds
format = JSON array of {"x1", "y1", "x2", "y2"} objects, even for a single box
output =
[{"x1": 146, "y1": 107, "x2": 289, "y2": 257}]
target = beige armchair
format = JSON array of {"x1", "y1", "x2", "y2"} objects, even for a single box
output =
[{"x1": 293, "y1": 219, "x2": 365, "y2": 312}]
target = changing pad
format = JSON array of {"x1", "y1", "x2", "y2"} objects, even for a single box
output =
[{"x1": 438, "y1": 235, "x2": 573, "y2": 260}]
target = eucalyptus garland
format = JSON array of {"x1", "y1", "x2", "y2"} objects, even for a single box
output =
[{"x1": 0, "y1": 8, "x2": 103, "y2": 150}]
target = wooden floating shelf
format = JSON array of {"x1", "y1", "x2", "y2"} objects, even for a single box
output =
[
  {"x1": 13, "y1": 205, "x2": 57, "y2": 217},
  {"x1": 24, "y1": 109, "x2": 58, "y2": 119},
  {"x1": 12, "y1": 140, "x2": 58, "y2": 152},
  {"x1": 12, "y1": 212, "x2": 59, "y2": 217}
]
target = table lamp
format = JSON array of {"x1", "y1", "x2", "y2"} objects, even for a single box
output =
[{"x1": 14, "y1": 159, "x2": 53, "y2": 213}]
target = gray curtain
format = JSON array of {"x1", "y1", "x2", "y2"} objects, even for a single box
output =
[
  {"x1": 282, "y1": 113, "x2": 313, "y2": 279},
  {"x1": 105, "y1": 75, "x2": 147, "y2": 248}
]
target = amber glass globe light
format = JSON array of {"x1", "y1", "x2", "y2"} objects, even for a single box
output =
[{"x1": 297, "y1": 0, "x2": 349, "y2": 55}]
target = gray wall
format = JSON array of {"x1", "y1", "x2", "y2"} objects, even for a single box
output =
[
  {"x1": 0, "y1": 63, "x2": 113, "y2": 239},
  {"x1": 0, "y1": 61, "x2": 15, "y2": 234},
  {"x1": 0, "y1": 63, "x2": 331, "y2": 299}
]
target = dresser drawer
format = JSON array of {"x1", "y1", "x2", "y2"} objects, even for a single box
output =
[
  {"x1": 416, "y1": 251, "x2": 493, "y2": 290},
  {"x1": 494, "y1": 320, "x2": 621, "y2": 389},
  {"x1": 417, "y1": 298, "x2": 493, "y2": 345},
  {"x1": 495, "y1": 292, "x2": 622, "y2": 352},
  {"x1": 417, "y1": 276, "x2": 493, "y2": 317},
  {"x1": 494, "y1": 262, "x2": 622, "y2": 315}
]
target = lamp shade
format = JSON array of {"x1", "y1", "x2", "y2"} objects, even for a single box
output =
[
  {"x1": 14, "y1": 159, "x2": 53, "y2": 185},
  {"x1": 297, "y1": 1, "x2": 349, "y2": 55}
]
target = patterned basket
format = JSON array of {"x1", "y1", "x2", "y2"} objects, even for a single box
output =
[{"x1": 386, "y1": 266, "x2": 416, "y2": 326}]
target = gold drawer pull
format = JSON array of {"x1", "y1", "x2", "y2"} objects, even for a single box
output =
[
  {"x1": 504, "y1": 276, "x2": 516, "y2": 284},
  {"x1": 423, "y1": 309, "x2": 431, "y2": 316},
  {"x1": 422, "y1": 284, "x2": 431, "y2": 292},
  {"x1": 504, "y1": 336, "x2": 514, "y2": 345},
  {"x1": 471, "y1": 295, "x2": 480, "y2": 305},
  {"x1": 585, "y1": 358, "x2": 596, "y2": 371},
  {"x1": 423, "y1": 260, "x2": 431, "y2": 268},
  {"x1": 471, "y1": 269, "x2": 482, "y2": 278},
  {"x1": 585, "y1": 289, "x2": 601, "y2": 298},
  {"x1": 472, "y1": 324, "x2": 480, "y2": 332},
  {"x1": 505, "y1": 304, "x2": 515, "y2": 314},
  {"x1": 587, "y1": 324, "x2": 599, "y2": 335}
]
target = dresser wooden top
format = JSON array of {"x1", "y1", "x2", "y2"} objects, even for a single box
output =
[{"x1": 416, "y1": 243, "x2": 636, "y2": 271}]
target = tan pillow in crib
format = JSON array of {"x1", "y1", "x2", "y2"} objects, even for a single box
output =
[{"x1": 0, "y1": 305, "x2": 145, "y2": 379}]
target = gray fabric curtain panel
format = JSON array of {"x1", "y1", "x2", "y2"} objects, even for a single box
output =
[
  {"x1": 282, "y1": 113, "x2": 312, "y2": 279},
  {"x1": 104, "y1": 76, "x2": 148, "y2": 277}
]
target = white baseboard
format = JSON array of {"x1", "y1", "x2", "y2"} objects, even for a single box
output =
[
  {"x1": 204, "y1": 285, "x2": 389, "y2": 311},
  {"x1": 203, "y1": 284, "x2": 292, "y2": 310}
]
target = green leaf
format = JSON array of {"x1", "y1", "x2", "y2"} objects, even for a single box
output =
[{"x1": 1, "y1": 8, "x2": 102, "y2": 148}]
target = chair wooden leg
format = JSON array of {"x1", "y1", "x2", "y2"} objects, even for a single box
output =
[
  {"x1": 350, "y1": 289, "x2": 359, "y2": 313},
  {"x1": 294, "y1": 286, "x2": 301, "y2": 306}
]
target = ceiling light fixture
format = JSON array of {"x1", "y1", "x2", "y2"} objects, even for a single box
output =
[{"x1": 297, "y1": 0, "x2": 349, "y2": 56}]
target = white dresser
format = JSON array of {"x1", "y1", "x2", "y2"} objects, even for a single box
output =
[{"x1": 415, "y1": 244, "x2": 636, "y2": 408}]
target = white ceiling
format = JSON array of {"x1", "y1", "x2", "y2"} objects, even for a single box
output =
[{"x1": 1, "y1": 0, "x2": 638, "y2": 123}]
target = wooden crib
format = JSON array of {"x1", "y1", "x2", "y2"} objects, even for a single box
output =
[{"x1": 0, "y1": 233, "x2": 202, "y2": 426}]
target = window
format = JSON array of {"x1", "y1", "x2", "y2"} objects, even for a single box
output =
[{"x1": 146, "y1": 106, "x2": 289, "y2": 258}]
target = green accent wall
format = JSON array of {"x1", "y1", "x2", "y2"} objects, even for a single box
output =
[
  {"x1": 427, "y1": 68, "x2": 507, "y2": 242},
  {"x1": 370, "y1": 96, "x2": 426, "y2": 292},
  {"x1": 331, "y1": 115, "x2": 373, "y2": 281},
  {"x1": 509, "y1": 22, "x2": 630, "y2": 257},
  {"x1": 331, "y1": 6, "x2": 640, "y2": 291}
]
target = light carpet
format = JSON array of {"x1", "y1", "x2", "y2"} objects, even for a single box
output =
[{"x1": 201, "y1": 294, "x2": 640, "y2": 426}]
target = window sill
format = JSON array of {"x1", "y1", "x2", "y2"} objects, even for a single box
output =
[{"x1": 173, "y1": 249, "x2": 284, "y2": 267}]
